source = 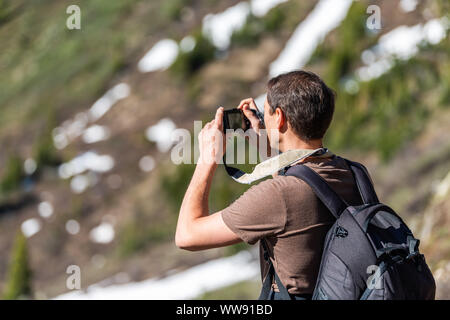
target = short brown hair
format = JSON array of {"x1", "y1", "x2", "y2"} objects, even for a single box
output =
[{"x1": 267, "y1": 70, "x2": 335, "y2": 141}]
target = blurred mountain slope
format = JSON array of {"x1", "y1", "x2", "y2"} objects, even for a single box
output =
[{"x1": 0, "y1": 0, "x2": 449, "y2": 299}]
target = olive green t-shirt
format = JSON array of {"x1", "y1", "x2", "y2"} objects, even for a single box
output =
[{"x1": 221, "y1": 155, "x2": 365, "y2": 295}]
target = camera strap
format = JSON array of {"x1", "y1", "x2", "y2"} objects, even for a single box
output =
[{"x1": 223, "y1": 147, "x2": 333, "y2": 184}]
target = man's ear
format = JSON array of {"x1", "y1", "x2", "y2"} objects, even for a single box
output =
[{"x1": 275, "y1": 107, "x2": 285, "y2": 131}]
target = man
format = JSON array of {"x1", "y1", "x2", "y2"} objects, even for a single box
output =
[{"x1": 175, "y1": 70, "x2": 365, "y2": 300}]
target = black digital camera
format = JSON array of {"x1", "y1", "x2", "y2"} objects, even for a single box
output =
[{"x1": 222, "y1": 108, "x2": 264, "y2": 132}]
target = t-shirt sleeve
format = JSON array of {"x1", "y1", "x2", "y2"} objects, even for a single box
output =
[{"x1": 221, "y1": 179, "x2": 287, "y2": 245}]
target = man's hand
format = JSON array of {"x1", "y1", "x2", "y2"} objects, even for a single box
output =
[
  {"x1": 198, "y1": 107, "x2": 225, "y2": 165},
  {"x1": 237, "y1": 98, "x2": 273, "y2": 159},
  {"x1": 237, "y1": 98, "x2": 265, "y2": 135},
  {"x1": 176, "y1": 107, "x2": 242, "y2": 251}
]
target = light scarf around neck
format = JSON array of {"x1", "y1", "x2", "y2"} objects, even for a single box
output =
[{"x1": 224, "y1": 147, "x2": 334, "y2": 184}]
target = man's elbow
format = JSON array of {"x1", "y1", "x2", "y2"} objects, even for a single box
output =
[{"x1": 175, "y1": 232, "x2": 197, "y2": 251}]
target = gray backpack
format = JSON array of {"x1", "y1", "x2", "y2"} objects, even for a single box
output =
[{"x1": 258, "y1": 157, "x2": 436, "y2": 300}]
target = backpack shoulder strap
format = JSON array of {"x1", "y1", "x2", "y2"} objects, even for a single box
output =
[
  {"x1": 285, "y1": 164, "x2": 347, "y2": 219},
  {"x1": 258, "y1": 239, "x2": 292, "y2": 300},
  {"x1": 341, "y1": 157, "x2": 379, "y2": 204}
]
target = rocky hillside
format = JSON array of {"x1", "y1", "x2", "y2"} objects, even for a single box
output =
[{"x1": 0, "y1": 0, "x2": 448, "y2": 299}]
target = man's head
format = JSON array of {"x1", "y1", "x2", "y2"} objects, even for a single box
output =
[{"x1": 263, "y1": 70, "x2": 335, "y2": 150}]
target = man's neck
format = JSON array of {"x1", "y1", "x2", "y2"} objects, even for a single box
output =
[
  {"x1": 279, "y1": 137, "x2": 326, "y2": 166},
  {"x1": 279, "y1": 137, "x2": 323, "y2": 152}
]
